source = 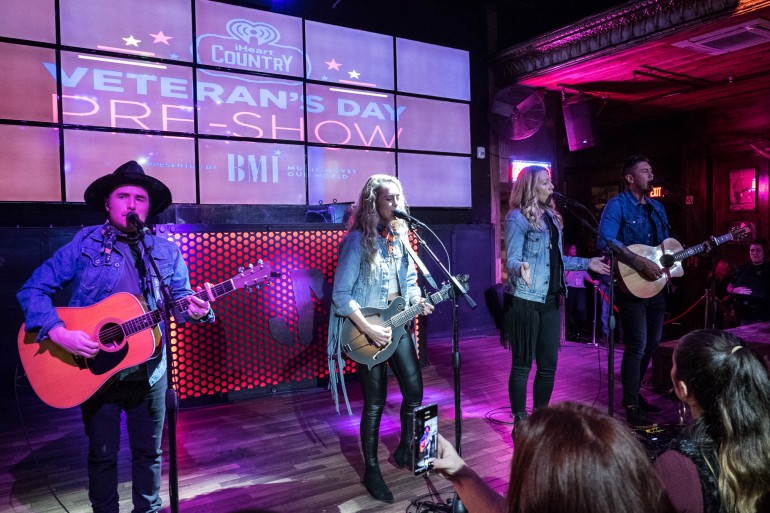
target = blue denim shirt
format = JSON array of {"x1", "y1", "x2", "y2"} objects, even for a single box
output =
[
  {"x1": 17, "y1": 224, "x2": 211, "y2": 386},
  {"x1": 598, "y1": 189, "x2": 670, "y2": 251},
  {"x1": 505, "y1": 209, "x2": 589, "y2": 303},
  {"x1": 327, "y1": 229, "x2": 420, "y2": 414}
]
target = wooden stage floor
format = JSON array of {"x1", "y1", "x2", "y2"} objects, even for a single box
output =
[{"x1": 2, "y1": 331, "x2": 691, "y2": 513}]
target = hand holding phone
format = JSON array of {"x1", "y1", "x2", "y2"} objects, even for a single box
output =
[
  {"x1": 427, "y1": 434, "x2": 465, "y2": 478},
  {"x1": 413, "y1": 403, "x2": 438, "y2": 475}
]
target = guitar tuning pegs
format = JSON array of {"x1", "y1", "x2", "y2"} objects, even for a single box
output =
[
  {"x1": 248, "y1": 263, "x2": 255, "y2": 269},
  {"x1": 256, "y1": 259, "x2": 264, "y2": 265},
  {"x1": 238, "y1": 266, "x2": 245, "y2": 273}
]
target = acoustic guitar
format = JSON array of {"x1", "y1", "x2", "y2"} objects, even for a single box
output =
[
  {"x1": 18, "y1": 262, "x2": 275, "y2": 408},
  {"x1": 617, "y1": 227, "x2": 748, "y2": 299},
  {"x1": 341, "y1": 276, "x2": 468, "y2": 369}
]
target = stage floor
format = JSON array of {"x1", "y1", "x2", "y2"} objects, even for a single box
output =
[{"x1": 1, "y1": 331, "x2": 697, "y2": 513}]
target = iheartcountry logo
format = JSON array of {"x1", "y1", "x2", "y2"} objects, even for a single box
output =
[{"x1": 196, "y1": 19, "x2": 307, "y2": 76}]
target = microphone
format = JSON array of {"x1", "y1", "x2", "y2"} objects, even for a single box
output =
[
  {"x1": 551, "y1": 191, "x2": 582, "y2": 207},
  {"x1": 393, "y1": 209, "x2": 427, "y2": 227},
  {"x1": 126, "y1": 212, "x2": 145, "y2": 231}
]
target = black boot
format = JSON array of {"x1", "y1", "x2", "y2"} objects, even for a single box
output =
[
  {"x1": 511, "y1": 411, "x2": 528, "y2": 443},
  {"x1": 393, "y1": 443, "x2": 411, "y2": 469},
  {"x1": 393, "y1": 405, "x2": 416, "y2": 469},
  {"x1": 625, "y1": 405, "x2": 654, "y2": 427},
  {"x1": 360, "y1": 404, "x2": 393, "y2": 502},
  {"x1": 362, "y1": 465, "x2": 393, "y2": 503}
]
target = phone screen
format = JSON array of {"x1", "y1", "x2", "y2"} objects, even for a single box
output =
[{"x1": 412, "y1": 403, "x2": 438, "y2": 475}]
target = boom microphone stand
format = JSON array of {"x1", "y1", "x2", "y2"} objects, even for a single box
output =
[
  {"x1": 553, "y1": 195, "x2": 622, "y2": 418},
  {"x1": 134, "y1": 222, "x2": 184, "y2": 513},
  {"x1": 401, "y1": 216, "x2": 476, "y2": 513}
]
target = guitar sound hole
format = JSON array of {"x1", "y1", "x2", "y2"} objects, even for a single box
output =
[
  {"x1": 660, "y1": 254, "x2": 675, "y2": 268},
  {"x1": 98, "y1": 322, "x2": 125, "y2": 352}
]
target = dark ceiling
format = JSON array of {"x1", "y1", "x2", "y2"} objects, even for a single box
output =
[
  {"x1": 493, "y1": 1, "x2": 770, "y2": 139},
  {"x1": 493, "y1": 0, "x2": 631, "y2": 48}
]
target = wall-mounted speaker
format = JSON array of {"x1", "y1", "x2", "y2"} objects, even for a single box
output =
[{"x1": 562, "y1": 97, "x2": 596, "y2": 152}]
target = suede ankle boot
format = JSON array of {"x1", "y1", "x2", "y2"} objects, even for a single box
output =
[
  {"x1": 362, "y1": 464, "x2": 393, "y2": 503},
  {"x1": 393, "y1": 442, "x2": 411, "y2": 469},
  {"x1": 393, "y1": 404, "x2": 416, "y2": 469}
]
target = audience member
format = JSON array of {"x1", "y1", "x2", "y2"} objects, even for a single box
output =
[
  {"x1": 654, "y1": 329, "x2": 770, "y2": 513},
  {"x1": 709, "y1": 258, "x2": 734, "y2": 328},
  {"x1": 431, "y1": 402, "x2": 676, "y2": 513},
  {"x1": 564, "y1": 243, "x2": 599, "y2": 342},
  {"x1": 727, "y1": 238, "x2": 770, "y2": 326}
]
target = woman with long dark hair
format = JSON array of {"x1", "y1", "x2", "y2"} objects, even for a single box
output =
[
  {"x1": 655, "y1": 329, "x2": 770, "y2": 513},
  {"x1": 431, "y1": 402, "x2": 677, "y2": 513}
]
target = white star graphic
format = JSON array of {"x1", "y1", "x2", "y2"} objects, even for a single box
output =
[
  {"x1": 123, "y1": 35, "x2": 141, "y2": 47},
  {"x1": 348, "y1": 70, "x2": 361, "y2": 79},
  {"x1": 274, "y1": 150, "x2": 282, "y2": 156}
]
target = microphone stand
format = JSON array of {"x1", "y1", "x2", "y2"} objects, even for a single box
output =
[
  {"x1": 136, "y1": 227, "x2": 184, "y2": 513},
  {"x1": 704, "y1": 245, "x2": 719, "y2": 329},
  {"x1": 555, "y1": 197, "x2": 622, "y2": 418},
  {"x1": 404, "y1": 219, "x2": 476, "y2": 513}
]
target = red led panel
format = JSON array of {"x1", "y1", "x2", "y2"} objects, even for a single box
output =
[{"x1": 159, "y1": 225, "x2": 422, "y2": 401}]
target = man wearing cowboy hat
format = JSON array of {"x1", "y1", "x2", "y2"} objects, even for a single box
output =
[{"x1": 18, "y1": 161, "x2": 213, "y2": 513}]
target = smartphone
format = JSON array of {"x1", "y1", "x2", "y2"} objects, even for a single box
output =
[{"x1": 412, "y1": 403, "x2": 438, "y2": 475}]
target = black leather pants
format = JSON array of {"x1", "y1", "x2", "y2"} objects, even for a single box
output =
[{"x1": 359, "y1": 333, "x2": 423, "y2": 467}]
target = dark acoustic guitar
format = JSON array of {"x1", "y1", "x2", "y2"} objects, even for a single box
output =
[
  {"x1": 341, "y1": 276, "x2": 468, "y2": 369},
  {"x1": 18, "y1": 262, "x2": 275, "y2": 408}
]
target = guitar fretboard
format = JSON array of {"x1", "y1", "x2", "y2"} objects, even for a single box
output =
[
  {"x1": 386, "y1": 288, "x2": 450, "y2": 328},
  {"x1": 120, "y1": 279, "x2": 236, "y2": 337},
  {"x1": 669, "y1": 233, "x2": 734, "y2": 264}
]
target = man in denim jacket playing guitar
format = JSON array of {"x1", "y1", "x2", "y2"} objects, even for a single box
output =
[
  {"x1": 598, "y1": 154, "x2": 669, "y2": 427},
  {"x1": 17, "y1": 161, "x2": 213, "y2": 513}
]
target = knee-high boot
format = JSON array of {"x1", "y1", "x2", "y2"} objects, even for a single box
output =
[
  {"x1": 393, "y1": 401, "x2": 418, "y2": 469},
  {"x1": 360, "y1": 404, "x2": 393, "y2": 503}
]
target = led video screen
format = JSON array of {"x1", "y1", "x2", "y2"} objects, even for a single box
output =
[{"x1": 0, "y1": 0, "x2": 471, "y2": 208}]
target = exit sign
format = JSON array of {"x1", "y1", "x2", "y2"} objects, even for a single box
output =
[{"x1": 650, "y1": 186, "x2": 663, "y2": 198}]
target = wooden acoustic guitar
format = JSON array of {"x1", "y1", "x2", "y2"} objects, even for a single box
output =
[
  {"x1": 18, "y1": 262, "x2": 274, "y2": 408},
  {"x1": 617, "y1": 227, "x2": 748, "y2": 299},
  {"x1": 341, "y1": 276, "x2": 468, "y2": 369}
]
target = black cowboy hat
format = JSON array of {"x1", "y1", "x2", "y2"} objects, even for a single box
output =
[{"x1": 84, "y1": 161, "x2": 172, "y2": 216}]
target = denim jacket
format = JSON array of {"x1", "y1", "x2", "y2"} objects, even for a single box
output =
[
  {"x1": 327, "y1": 229, "x2": 420, "y2": 414},
  {"x1": 505, "y1": 209, "x2": 589, "y2": 303},
  {"x1": 17, "y1": 225, "x2": 211, "y2": 387},
  {"x1": 598, "y1": 189, "x2": 670, "y2": 251}
]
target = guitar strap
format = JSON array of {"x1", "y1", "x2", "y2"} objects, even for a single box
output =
[{"x1": 401, "y1": 234, "x2": 439, "y2": 291}]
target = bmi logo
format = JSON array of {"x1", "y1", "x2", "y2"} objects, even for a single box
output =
[{"x1": 228, "y1": 153, "x2": 279, "y2": 183}]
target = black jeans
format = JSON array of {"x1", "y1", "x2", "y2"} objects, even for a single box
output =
[
  {"x1": 358, "y1": 332, "x2": 423, "y2": 466},
  {"x1": 507, "y1": 295, "x2": 560, "y2": 416},
  {"x1": 616, "y1": 290, "x2": 665, "y2": 406},
  {"x1": 81, "y1": 376, "x2": 167, "y2": 513}
]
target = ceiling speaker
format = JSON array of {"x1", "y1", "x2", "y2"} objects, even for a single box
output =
[{"x1": 562, "y1": 96, "x2": 596, "y2": 152}]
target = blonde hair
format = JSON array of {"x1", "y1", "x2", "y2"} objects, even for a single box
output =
[
  {"x1": 347, "y1": 174, "x2": 407, "y2": 276},
  {"x1": 508, "y1": 166, "x2": 562, "y2": 229}
]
